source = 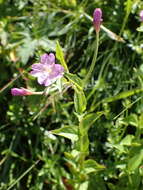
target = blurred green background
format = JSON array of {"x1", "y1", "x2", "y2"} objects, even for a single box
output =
[{"x1": 1, "y1": 0, "x2": 143, "y2": 189}]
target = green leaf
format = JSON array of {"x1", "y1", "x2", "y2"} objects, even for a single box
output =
[
  {"x1": 83, "y1": 159, "x2": 105, "y2": 174},
  {"x1": 124, "y1": 114, "x2": 138, "y2": 127},
  {"x1": 2, "y1": 149, "x2": 26, "y2": 161},
  {"x1": 80, "y1": 112, "x2": 104, "y2": 134},
  {"x1": 51, "y1": 125, "x2": 78, "y2": 141},
  {"x1": 50, "y1": 22, "x2": 75, "y2": 36},
  {"x1": 113, "y1": 144, "x2": 125, "y2": 153},
  {"x1": 128, "y1": 150, "x2": 143, "y2": 172},
  {"x1": 137, "y1": 26, "x2": 143, "y2": 32},
  {"x1": 64, "y1": 150, "x2": 80, "y2": 160},
  {"x1": 79, "y1": 181, "x2": 89, "y2": 190},
  {"x1": 65, "y1": 72, "x2": 83, "y2": 90},
  {"x1": 17, "y1": 38, "x2": 37, "y2": 64},
  {"x1": 139, "y1": 113, "x2": 143, "y2": 129},
  {"x1": 91, "y1": 89, "x2": 143, "y2": 111},
  {"x1": 103, "y1": 88, "x2": 143, "y2": 103},
  {"x1": 56, "y1": 41, "x2": 68, "y2": 72},
  {"x1": 120, "y1": 135, "x2": 134, "y2": 146},
  {"x1": 74, "y1": 88, "x2": 87, "y2": 114}
]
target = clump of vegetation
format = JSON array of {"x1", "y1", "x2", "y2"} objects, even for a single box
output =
[{"x1": 1, "y1": 0, "x2": 143, "y2": 189}]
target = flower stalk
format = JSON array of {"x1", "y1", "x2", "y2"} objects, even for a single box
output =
[
  {"x1": 83, "y1": 8, "x2": 102, "y2": 87},
  {"x1": 83, "y1": 32, "x2": 99, "y2": 86}
]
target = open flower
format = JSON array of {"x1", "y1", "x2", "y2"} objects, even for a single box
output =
[
  {"x1": 30, "y1": 53, "x2": 64, "y2": 86},
  {"x1": 93, "y1": 8, "x2": 102, "y2": 33}
]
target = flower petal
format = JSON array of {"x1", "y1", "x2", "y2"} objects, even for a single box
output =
[
  {"x1": 37, "y1": 74, "x2": 48, "y2": 85},
  {"x1": 40, "y1": 54, "x2": 48, "y2": 64},
  {"x1": 48, "y1": 64, "x2": 64, "y2": 79},
  {"x1": 48, "y1": 53, "x2": 55, "y2": 64},
  {"x1": 43, "y1": 78, "x2": 52, "y2": 86},
  {"x1": 40, "y1": 53, "x2": 55, "y2": 65},
  {"x1": 30, "y1": 53, "x2": 64, "y2": 86},
  {"x1": 31, "y1": 63, "x2": 44, "y2": 71},
  {"x1": 30, "y1": 70, "x2": 42, "y2": 77}
]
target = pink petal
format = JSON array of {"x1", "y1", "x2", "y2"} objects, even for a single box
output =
[
  {"x1": 30, "y1": 70, "x2": 43, "y2": 77},
  {"x1": 48, "y1": 53, "x2": 55, "y2": 64},
  {"x1": 43, "y1": 78, "x2": 52, "y2": 86},
  {"x1": 140, "y1": 10, "x2": 143, "y2": 21},
  {"x1": 40, "y1": 54, "x2": 48, "y2": 64},
  {"x1": 31, "y1": 63, "x2": 44, "y2": 70},
  {"x1": 37, "y1": 74, "x2": 48, "y2": 85},
  {"x1": 48, "y1": 64, "x2": 64, "y2": 79},
  {"x1": 40, "y1": 53, "x2": 55, "y2": 65}
]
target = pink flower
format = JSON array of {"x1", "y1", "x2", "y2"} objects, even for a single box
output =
[
  {"x1": 93, "y1": 8, "x2": 102, "y2": 33},
  {"x1": 30, "y1": 53, "x2": 64, "y2": 86},
  {"x1": 11, "y1": 88, "x2": 34, "y2": 96},
  {"x1": 139, "y1": 10, "x2": 143, "y2": 22}
]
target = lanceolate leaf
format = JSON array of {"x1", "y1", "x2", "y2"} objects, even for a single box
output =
[
  {"x1": 74, "y1": 88, "x2": 87, "y2": 114},
  {"x1": 51, "y1": 125, "x2": 78, "y2": 141},
  {"x1": 83, "y1": 159, "x2": 105, "y2": 174},
  {"x1": 56, "y1": 41, "x2": 69, "y2": 72},
  {"x1": 103, "y1": 88, "x2": 143, "y2": 103},
  {"x1": 128, "y1": 150, "x2": 143, "y2": 173},
  {"x1": 79, "y1": 112, "x2": 104, "y2": 134},
  {"x1": 65, "y1": 72, "x2": 83, "y2": 90},
  {"x1": 137, "y1": 26, "x2": 143, "y2": 32},
  {"x1": 91, "y1": 88, "x2": 143, "y2": 111},
  {"x1": 79, "y1": 181, "x2": 89, "y2": 190}
]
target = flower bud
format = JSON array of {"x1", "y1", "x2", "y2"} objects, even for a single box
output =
[
  {"x1": 93, "y1": 8, "x2": 102, "y2": 33},
  {"x1": 11, "y1": 88, "x2": 34, "y2": 96},
  {"x1": 139, "y1": 10, "x2": 143, "y2": 22}
]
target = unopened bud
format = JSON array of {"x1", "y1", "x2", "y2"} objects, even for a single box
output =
[
  {"x1": 93, "y1": 8, "x2": 102, "y2": 33},
  {"x1": 11, "y1": 88, "x2": 43, "y2": 96}
]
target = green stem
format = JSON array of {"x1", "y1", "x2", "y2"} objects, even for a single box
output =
[
  {"x1": 119, "y1": 0, "x2": 132, "y2": 36},
  {"x1": 87, "y1": 50, "x2": 113, "y2": 101},
  {"x1": 83, "y1": 32, "x2": 99, "y2": 87}
]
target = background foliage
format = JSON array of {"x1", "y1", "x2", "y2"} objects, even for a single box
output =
[{"x1": 1, "y1": 0, "x2": 143, "y2": 189}]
